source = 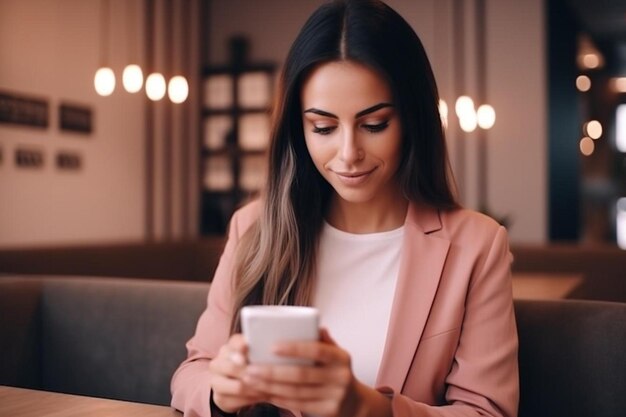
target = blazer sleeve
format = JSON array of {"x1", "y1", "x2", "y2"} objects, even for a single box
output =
[
  {"x1": 380, "y1": 226, "x2": 519, "y2": 417},
  {"x1": 170, "y1": 207, "x2": 250, "y2": 417}
]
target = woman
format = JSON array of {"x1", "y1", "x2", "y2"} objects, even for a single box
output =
[{"x1": 171, "y1": 1, "x2": 519, "y2": 416}]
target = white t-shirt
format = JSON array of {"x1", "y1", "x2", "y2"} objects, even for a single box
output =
[{"x1": 313, "y1": 221, "x2": 404, "y2": 387}]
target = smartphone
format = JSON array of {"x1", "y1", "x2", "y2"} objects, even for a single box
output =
[{"x1": 241, "y1": 305, "x2": 320, "y2": 365}]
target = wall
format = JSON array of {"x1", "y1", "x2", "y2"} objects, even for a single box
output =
[
  {"x1": 0, "y1": 0, "x2": 145, "y2": 247},
  {"x1": 207, "y1": 0, "x2": 547, "y2": 243}
]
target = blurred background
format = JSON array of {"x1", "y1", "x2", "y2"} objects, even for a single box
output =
[{"x1": 0, "y1": 0, "x2": 625, "y2": 301}]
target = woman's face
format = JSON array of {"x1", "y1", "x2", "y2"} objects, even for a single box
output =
[{"x1": 301, "y1": 60, "x2": 403, "y2": 207}]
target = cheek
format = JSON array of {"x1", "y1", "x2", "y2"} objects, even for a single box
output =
[{"x1": 304, "y1": 135, "x2": 331, "y2": 167}]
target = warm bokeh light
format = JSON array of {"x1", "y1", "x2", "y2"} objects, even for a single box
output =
[
  {"x1": 582, "y1": 53, "x2": 599, "y2": 69},
  {"x1": 459, "y1": 112, "x2": 478, "y2": 133},
  {"x1": 438, "y1": 99, "x2": 448, "y2": 128},
  {"x1": 585, "y1": 120, "x2": 603, "y2": 139},
  {"x1": 146, "y1": 73, "x2": 166, "y2": 101},
  {"x1": 122, "y1": 64, "x2": 144, "y2": 93},
  {"x1": 612, "y1": 77, "x2": 626, "y2": 93},
  {"x1": 579, "y1": 136, "x2": 594, "y2": 156},
  {"x1": 168, "y1": 76, "x2": 189, "y2": 104},
  {"x1": 477, "y1": 104, "x2": 496, "y2": 130},
  {"x1": 455, "y1": 95, "x2": 475, "y2": 119},
  {"x1": 576, "y1": 75, "x2": 591, "y2": 92},
  {"x1": 617, "y1": 104, "x2": 626, "y2": 153},
  {"x1": 617, "y1": 197, "x2": 626, "y2": 250},
  {"x1": 94, "y1": 67, "x2": 116, "y2": 96}
]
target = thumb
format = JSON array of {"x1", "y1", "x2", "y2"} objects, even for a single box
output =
[{"x1": 319, "y1": 327, "x2": 338, "y2": 345}]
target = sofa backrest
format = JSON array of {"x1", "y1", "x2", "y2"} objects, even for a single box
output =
[
  {"x1": 2, "y1": 276, "x2": 626, "y2": 415},
  {"x1": 0, "y1": 276, "x2": 210, "y2": 405},
  {"x1": 515, "y1": 299, "x2": 626, "y2": 417}
]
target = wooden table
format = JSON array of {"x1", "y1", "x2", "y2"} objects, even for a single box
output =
[
  {"x1": 511, "y1": 272, "x2": 584, "y2": 300},
  {"x1": 0, "y1": 386, "x2": 182, "y2": 417}
]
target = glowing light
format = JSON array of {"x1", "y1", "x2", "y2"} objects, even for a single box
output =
[
  {"x1": 94, "y1": 67, "x2": 116, "y2": 96},
  {"x1": 459, "y1": 112, "x2": 478, "y2": 133},
  {"x1": 168, "y1": 76, "x2": 189, "y2": 104},
  {"x1": 477, "y1": 104, "x2": 496, "y2": 130},
  {"x1": 585, "y1": 120, "x2": 603, "y2": 139},
  {"x1": 613, "y1": 77, "x2": 626, "y2": 93},
  {"x1": 122, "y1": 64, "x2": 144, "y2": 93},
  {"x1": 438, "y1": 99, "x2": 448, "y2": 128},
  {"x1": 579, "y1": 136, "x2": 594, "y2": 156},
  {"x1": 455, "y1": 96, "x2": 475, "y2": 119},
  {"x1": 618, "y1": 198, "x2": 626, "y2": 249},
  {"x1": 145, "y1": 73, "x2": 166, "y2": 101},
  {"x1": 582, "y1": 53, "x2": 599, "y2": 69},
  {"x1": 576, "y1": 75, "x2": 591, "y2": 92},
  {"x1": 617, "y1": 104, "x2": 626, "y2": 153}
]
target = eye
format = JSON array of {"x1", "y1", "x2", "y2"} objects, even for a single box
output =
[
  {"x1": 363, "y1": 121, "x2": 389, "y2": 133},
  {"x1": 312, "y1": 126, "x2": 336, "y2": 135}
]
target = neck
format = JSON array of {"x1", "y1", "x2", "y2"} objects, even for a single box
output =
[{"x1": 326, "y1": 195, "x2": 409, "y2": 234}]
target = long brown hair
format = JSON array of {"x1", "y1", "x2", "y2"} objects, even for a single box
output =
[{"x1": 229, "y1": 0, "x2": 458, "y2": 335}]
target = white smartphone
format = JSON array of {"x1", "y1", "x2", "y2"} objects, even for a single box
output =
[{"x1": 241, "y1": 305, "x2": 320, "y2": 365}]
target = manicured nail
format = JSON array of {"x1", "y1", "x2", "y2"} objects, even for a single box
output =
[
  {"x1": 246, "y1": 365, "x2": 261, "y2": 376},
  {"x1": 229, "y1": 352, "x2": 245, "y2": 366}
]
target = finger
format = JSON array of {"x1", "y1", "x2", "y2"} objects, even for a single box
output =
[
  {"x1": 319, "y1": 328, "x2": 337, "y2": 345},
  {"x1": 273, "y1": 341, "x2": 350, "y2": 366},
  {"x1": 210, "y1": 350, "x2": 246, "y2": 378},
  {"x1": 213, "y1": 392, "x2": 266, "y2": 413},
  {"x1": 243, "y1": 376, "x2": 343, "y2": 401},
  {"x1": 245, "y1": 364, "x2": 352, "y2": 385},
  {"x1": 212, "y1": 374, "x2": 265, "y2": 397},
  {"x1": 268, "y1": 397, "x2": 340, "y2": 417},
  {"x1": 228, "y1": 333, "x2": 248, "y2": 353}
]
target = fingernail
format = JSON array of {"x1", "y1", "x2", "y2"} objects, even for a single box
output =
[{"x1": 229, "y1": 352, "x2": 245, "y2": 366}]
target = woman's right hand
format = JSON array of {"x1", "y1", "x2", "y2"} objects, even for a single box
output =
[{"x1": 209, "y1": 334, "x2": 266, "y2": 414}]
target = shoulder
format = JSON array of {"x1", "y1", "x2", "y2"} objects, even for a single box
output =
[
  {"x1": 228, "y1": 199, "x2": 262, "y2": 239},
  {"x1": 436, "y1": 207, "x2": 509, "y2": 250}
]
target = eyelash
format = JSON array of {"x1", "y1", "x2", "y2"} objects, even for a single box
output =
[{"x1": 312, "y1": 121, "x2": 389, "y2": 135}]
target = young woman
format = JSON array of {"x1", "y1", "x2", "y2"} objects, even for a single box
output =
[{"x1": 171, "y1": 1, "x2": 519, "y2": 416}]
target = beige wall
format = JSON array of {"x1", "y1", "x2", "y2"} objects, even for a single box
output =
[
  {"x1": 0, "y1": 0, "x2": 146, "y2": 247},
  {"x1": 208, "y1": 0, "x2": 547, "y2": 243},
  {"x1": 0, "y1": 0, "x2": 202, "y2": 247}
]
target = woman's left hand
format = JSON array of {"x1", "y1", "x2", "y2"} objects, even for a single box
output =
[{"x1": 242, "y1": 328, "x2": 362, "y2": 417}]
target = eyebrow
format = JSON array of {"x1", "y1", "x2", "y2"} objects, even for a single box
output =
[{"x1": 303, "y1": 102, "x2": 393, "y2": 119}]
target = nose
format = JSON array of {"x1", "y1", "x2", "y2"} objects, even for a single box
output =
[{"x1": 339, "y1": 127, "x2": 363, "y2": 163}]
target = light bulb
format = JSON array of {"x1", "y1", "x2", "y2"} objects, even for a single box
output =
[
  {"x1": 123, "y1": 64, "x2": 144, "y2": 93},
  {"x1": 455, "y1": 96, "x2": 475, "y2": 119},
  {"x1": 459, "y1": 112, "x2": 477, "y2": 133},
  {"x1": 94, "y1": 67, "x2": 116, "y2": 96},
  {"x1": 146, "y1": 73, "x2": 166, "y2": 101},
  {"x1": 477, "y1": 104, "x2": 496, "y2": 130},
  {"x1": 168, "y1": 76, "x2": 189, "y2": 103},
  {"x1": 579, "y1": 136, "x2": 594, "y2": 156},
  {"x1": 585, "y1": 120, "x2": 602, "y2": 140},
  {"x1": 576, "y1": 75, "x2": 591, "y2": 92}
]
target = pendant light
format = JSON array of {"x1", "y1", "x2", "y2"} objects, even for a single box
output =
[{"x1": 94, "y1": 0, "x2": 115, "y2": 96}]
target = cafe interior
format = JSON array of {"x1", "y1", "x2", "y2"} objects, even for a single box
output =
[{"x1": 0, "y1": 0, "x2": 625, "y2": 416}]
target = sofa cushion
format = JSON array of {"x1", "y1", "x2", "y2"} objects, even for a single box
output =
[
  {"x1": 515, "y1": 299, "x2": 626, "y2": 417},
  {"x1": 0, "y1": 277, "x2": 43, "y2": 389},
  {"x1": 39, "y1": 277, "x2": 209, "y2": 405}
]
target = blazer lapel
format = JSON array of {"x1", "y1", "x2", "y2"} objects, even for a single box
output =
[{"x1": 375, "y1": 202, "x2": 450, "y2": 392}]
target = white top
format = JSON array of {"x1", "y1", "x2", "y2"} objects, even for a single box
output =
[{"x1": 313, "y1": 221, "x2": 404, "y2": 387}]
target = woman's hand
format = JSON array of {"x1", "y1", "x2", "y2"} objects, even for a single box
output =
[
  {"x1": 208, "y1": 334, "x2": 266, "y2": 414},
  {"x1": 241, "y1": 329, "x2": 364, "y2": 417}
]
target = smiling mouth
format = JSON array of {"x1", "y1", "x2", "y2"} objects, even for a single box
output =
[
  {"x1": 335, "y1": 167, "x2": 377, "y2": 177},
  {"x1": 333, "y1": 167, "x2": 377, "y2": 185}
]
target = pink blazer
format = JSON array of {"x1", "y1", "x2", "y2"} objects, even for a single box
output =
[{"x1": 171, "y1": 201, "x2": 519, "y2": 417}]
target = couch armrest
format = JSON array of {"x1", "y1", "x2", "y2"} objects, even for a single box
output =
[{"x1": 0, "y1": 277, "x2": 43, "y2": 388}]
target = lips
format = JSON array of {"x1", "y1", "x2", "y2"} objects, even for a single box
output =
[{"x1": 333, "y1": 167, "x2": 377, "y2": 186}]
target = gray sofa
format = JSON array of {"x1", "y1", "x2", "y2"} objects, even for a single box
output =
[{"x1": 1, "y1": 275, "x2": 625, "y2": 417}]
